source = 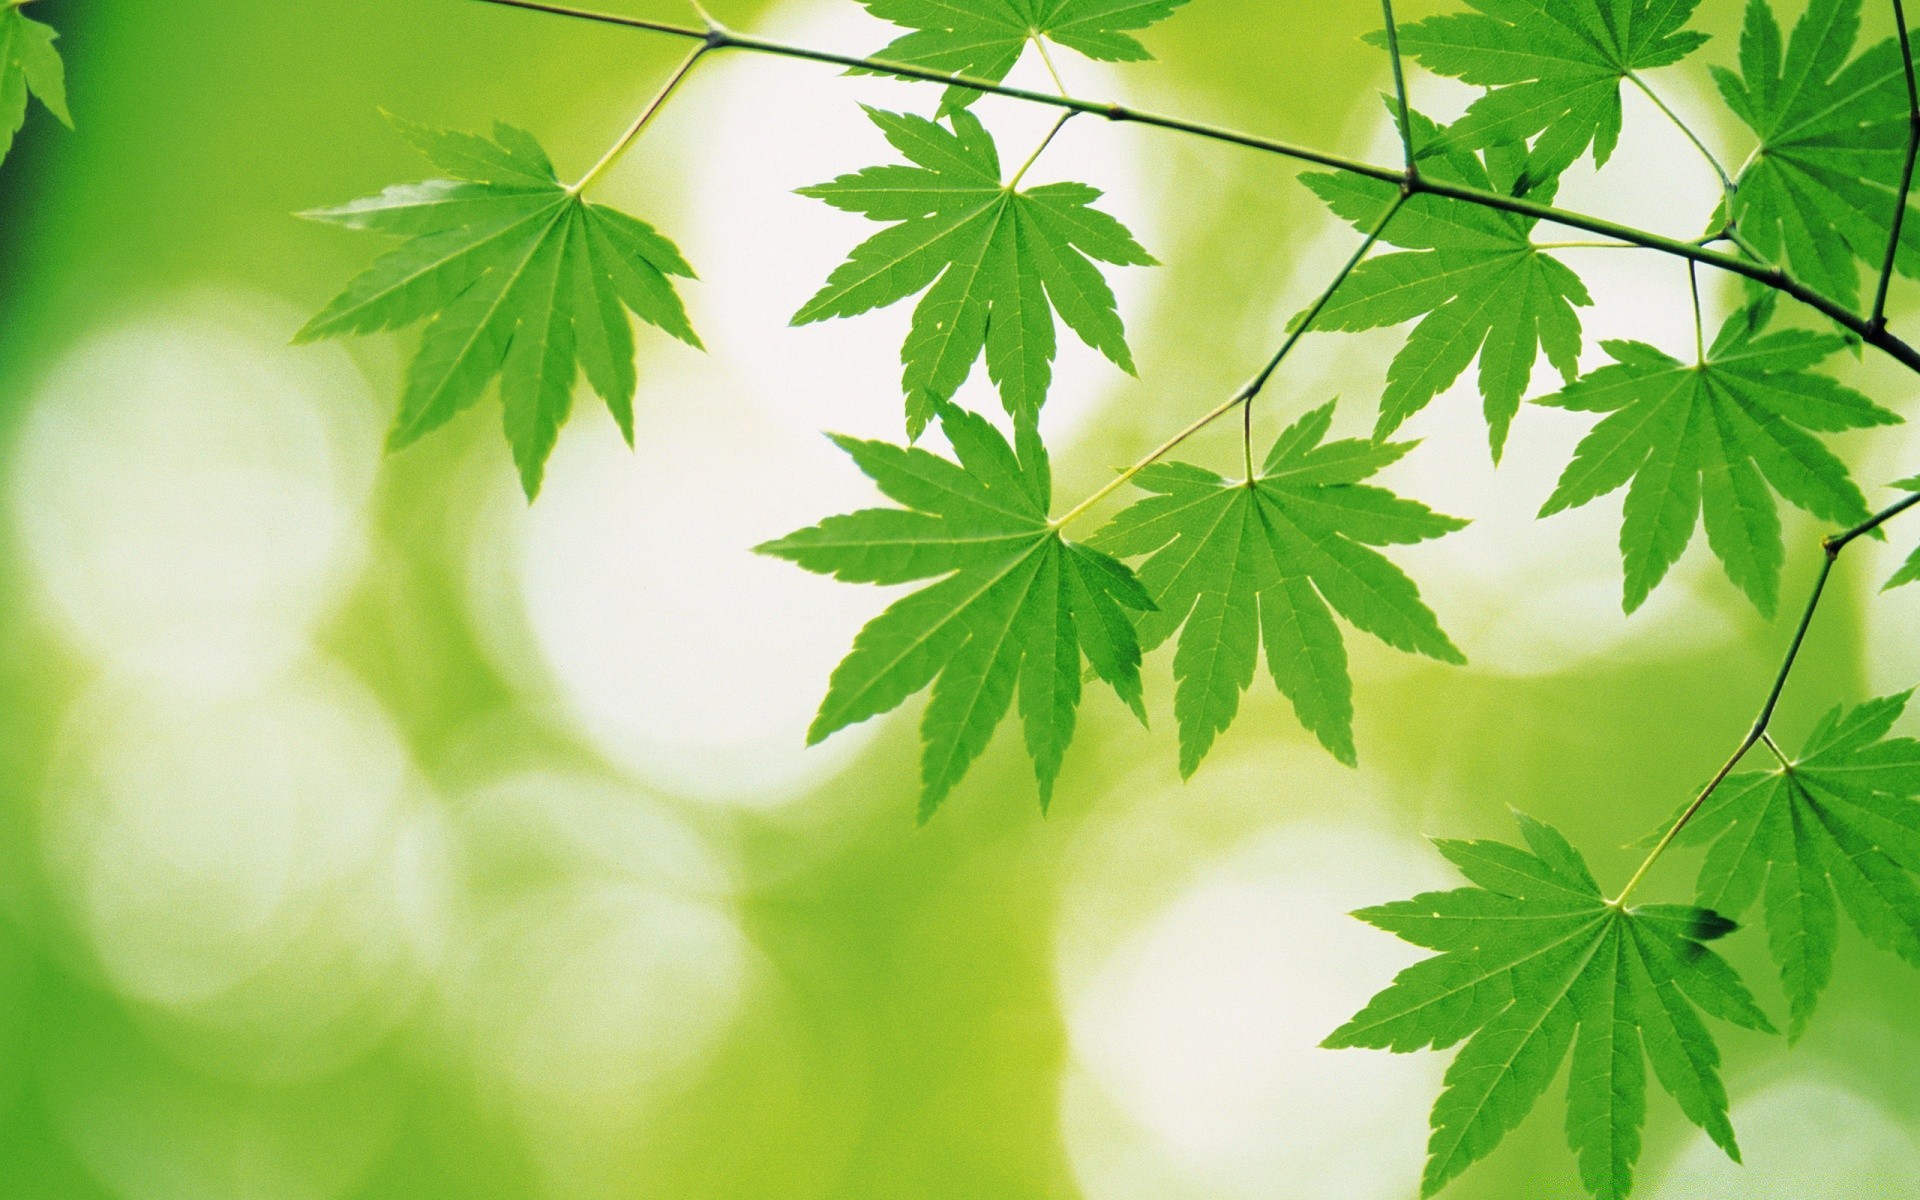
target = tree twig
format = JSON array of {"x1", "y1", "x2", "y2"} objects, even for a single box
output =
[
  {"x1": 1379, "y1": 0, "x2": 1415, "y2": 171},
  {"x1": 465, "y1": 0, "x2": 1920, "y2": 376},
  {"x1": 1053, "y1": 193, "x2": 1406, "y2": 528},
  {"x1": 1613, "y1": 490, "x2": 1920, "y2": 906},
  {"x1": 1872, "y1": 0, "x2": 1919, "y2": 330}
]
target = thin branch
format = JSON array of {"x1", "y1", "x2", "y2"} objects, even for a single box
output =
[
  {"x1": 1628, "y1": 71, "x2": 1734, "y2": 196},
  {"x1": 465, "y1": 0, "x2": 1920, "y2": 377},
  {"x1": 1873, "y1": 0, "x2": 1920, "y2": 329},
  {"x1": 1613, "y1": 489, "x2": 1920, "y2": 906},
  {"x1": 457, "y1": 0, "x2": 1920, "y2": 915},
  {"x1": 1380, "y1": 0, "x2": 1416, "y2": 171},
  {"x1": 1828, "y1": 488, "x2": 1920, "y2": 551},
  {"x1": 1051, "y1": 396, "x2": 1240, "y2": 530},
  {"x1": 1055, "y1": 194, "x2": 1406, "y2": 528},
  {"x1": 570, "y1": 41, "x2": 708, "y2": 193}
]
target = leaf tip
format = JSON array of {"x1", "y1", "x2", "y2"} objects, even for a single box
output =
[{"x1": 383, "y1": 421, "x2": 423, "y2": 456}]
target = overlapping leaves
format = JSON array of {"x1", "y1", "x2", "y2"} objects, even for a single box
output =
[
  {"x1": 1535, "y1": 308, "x2": 1896, "y2": 616},
  {"x1": 858, "y1": 0, "x2": 1191, "y2": 115},
  {"x1": 759, "y1": 401, "x2": 1151, "y2": 817},
  {"x1": 1329, "y1": 813, "x2": 1773, "y2": 1200},
  {"x1": 795, "y1": 106, "x2": 1152, "y2": 437},
  {"x1": 299, "y1": 119, "x2": 700, "y2": 498},
  {"x1": 1304, "y1": 111, "x2": 1590, "y2": 459},
  {"x1": 1091, "y1": 402, "x2": 1465, "y2": 775},
  {"x1": 1715, "y1": 0, "x2": 1920, "y2": 310},
  {"x1": 1380, "y1": 0, "x2": 1709, "y2": 178},
  {"x1": 0, "y1": 3, "x2": 68, "y2": 169},
  {"x1": 1673, "y1": 692, "x2": 1920, "y2": 1038}
]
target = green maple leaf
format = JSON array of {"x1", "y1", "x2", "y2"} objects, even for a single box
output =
[
  {"x1": 795, "y1": 106, "x2": 1152, "y2": 437},
  {"x1": 1303, "y1": 110, "x2": 1591, "y2": 459},
  {"x1": 297, "y1": 118, "x2": 701, "y2": 499},
  {"x1": 1535, "y1": 309, "x2": 1896, "y2": 616},
  {"x1": 1672, "y1": 692, "x2": 1920, "y2": 1039},
  {"x1": 858, "y1": 0, "x2": 1192, "y2": 115},
  {"x1": 1882, "y1": 475, "x2": 1920, "y2": 588},
  {"x1": 758, "y1": 401, "x2": 1152, "y2": 818},
  {"x1": 0, "y1": 3, "x2": 70, "y2": 168},
  {"x1": 1089, "y1": 402, "x2": 1465, "y2": 776},
  {"x1": 1715, "y1": 0, "x2": 1920, "y2": 310},
  {"x1": 1328, "y1": 812, "x2": 1774, "y2": 1200},
  {"x1": 1379, "y1": 0, "x2": 1709, "y2": 177}
]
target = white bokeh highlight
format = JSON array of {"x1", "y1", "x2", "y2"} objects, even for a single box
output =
[
  {"x1": 478, "y1": 0, "x2": 1167, "y2": 806},
  {"x1": 1649, "y1": 1078, "x2": 1920, "y2": 1199},
  {"x1": 439, "y1": 771, "x2": 756, "y2": 1199},
  {"x1": 1853, "y1": 416, "x2": 1920, "y2": 698},
  {"x1": 475, "y1": 399, "x2": 890, "y2": 805},
  {"x1": 1058, "y1": 760, "x2": 1446, "y2": 1200},
  {"x1": 9, "y1": 294, "x2": 379, "y2": 697},
  {"x1": 647, "y1": 0, "x2": 1166, "y2": 446},
  {"x1": 42, "y1": 665, "x2": 446, "y2": 1084},
  {"x1": 1275, "y1": 77, "x2": 1737, "y2": 678}
]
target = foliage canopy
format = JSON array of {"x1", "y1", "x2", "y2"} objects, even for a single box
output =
[{"x1": 292, "y1": 0, "x2": 1920, "y2": 1193}]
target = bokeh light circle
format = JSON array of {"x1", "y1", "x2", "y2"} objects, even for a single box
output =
[
  {"x1": 436, "y1": 770, "x2": 757, "y2": 1196},
  {"x1": 467, "y1": 0, "x2": 1169, "y2": 809},
  {"x1": 1273, "y1": 78, "x2": 1734, "y2": 679},
  {"x1": 9, "y1": 293, "x2": 380, "y2": 697},
  {"x1": 1649, "y1": 1077, "x2": 1920, "y2": 1199},
  {"x1": 42, "y1": 664, "x2": 444, "y2": 1083},
  {"x1": 1057, "y1": 756, "x2": 1447, "y2": 1200}
]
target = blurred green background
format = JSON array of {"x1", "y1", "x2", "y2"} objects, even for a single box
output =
[{"x1": 4, "y1": 1, "x2": 1920, "y2": 1197}]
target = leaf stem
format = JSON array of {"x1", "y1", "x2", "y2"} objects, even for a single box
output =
[
  {"x1": 1033, "y1": 34, "x2": 1070, "y2": 97},
  {"x1": 1872, "y1": 0, "x2": 1919, "y2": 330},
  {"x1": 1612, "y1": 488, "x2": 1920, "y2": 906},
  {"x1": 1379, "y1": 0, "x2": 1416, "y2": 171},
  {"x1": 569, "y1": 40, "x2": 708, "y2": 194},
  {"x1": 1009, "y1": 111, "x2": 1073, "y2": 190},
  {"x1": 1242, "y1": 387, "x2": 1256, "y2": 481},
  {"x1": 1688, "y1": 260, "x2": 1705, "y2": 362},
  {"x1": 1005, "y1": 33, "x2": 1077, "y2": 192},
  {"x1": 446, "y1": 0, "x2": 1920, "y2": 924},
  {"x1": 464, "y1": 0, "x2": 1920, "y2": 378},
  {"x1": 1054, "y1": 193, "x2": 1405, "y2": 527},
  {"x1": 1760, "y1": 731, "x2": 1793, "y2": 770},
  {"x1": 1532, "y1": 240, "x2": 1638, "y2": 250},
  {"x1": 1627, "y1": 71, "x2": 1734, "y2": 197}
]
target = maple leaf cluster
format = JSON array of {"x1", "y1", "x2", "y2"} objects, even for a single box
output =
[{"x1": 260, "y1": 0, "x2": 1920, "y2": 1194}]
